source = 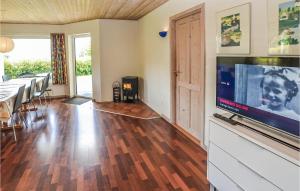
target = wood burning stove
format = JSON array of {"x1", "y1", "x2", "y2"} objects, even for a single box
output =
[{"x1": 122, "y1": 76, "x2": 138, "y2": 102}]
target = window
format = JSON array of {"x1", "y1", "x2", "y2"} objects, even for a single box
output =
[{"x1": 3, "y1": 38, "x2": 51, "y2": 78}]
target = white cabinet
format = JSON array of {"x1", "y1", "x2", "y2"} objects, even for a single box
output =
[{"x1": 208, "y1": 117, "x2": 300, "y2": 191}]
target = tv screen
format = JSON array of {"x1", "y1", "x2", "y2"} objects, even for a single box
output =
[{"x1": 216, "y1": 57, "x2": 300, "y2": 138}]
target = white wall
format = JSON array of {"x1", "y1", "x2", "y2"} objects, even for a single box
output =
[
  {"x1": 0, "y1": 23, "x2": 67, "y2": 96},
  {"x1": 99, "y1": 20, "x2": 140, "y2": 101},
  {"x1": 0, "y1": 24, "x2": 63, "y2": 37},
  {"x1": 138, "y1": 0, "x2": 269, "y2": 146}
]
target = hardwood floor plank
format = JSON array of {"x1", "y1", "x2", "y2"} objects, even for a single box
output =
[
  {"x1": 173, "y1": 173, "x2": 190, "y2": 191},
  {"x1": 160, "y1": 166, "x2": 179, "y2": 190},
  {"x1": 134, "y1": 161, "x2": 148, "y2": 181}
]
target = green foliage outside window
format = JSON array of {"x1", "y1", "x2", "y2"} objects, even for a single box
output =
[
  {"x1": 4, "y1": 59, "x2": 92, "y2": 78},
  {"x1": 4, "y1": 60, "x2": 51, "y2": 78},
  {"x1": 75, "y1": 60, "x2": 92, "y2": 76}
]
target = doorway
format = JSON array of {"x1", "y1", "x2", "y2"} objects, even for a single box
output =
[
  {"x1": 170, "y1": 4, "x2": 205, "y2": 145},
  {"x1": 74, "y1": 35, "x2": 92, "y2": 98}
]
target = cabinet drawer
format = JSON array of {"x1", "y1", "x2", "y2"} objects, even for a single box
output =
[
  {"x1": 208, "y1": 162, "x2": 242, "y2": 191},
  {"x1": 209, "y1": 121, "x2": 300, "y2": 191},
  {"x1": 209, "y1": 143, "x2": 281, "y2": 191}
]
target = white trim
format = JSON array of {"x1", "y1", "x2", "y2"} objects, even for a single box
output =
[{"x1": 93, "y1": 107, "x2": 161, "y2": 120}]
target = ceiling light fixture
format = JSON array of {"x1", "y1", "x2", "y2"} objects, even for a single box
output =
[{"x1": 0, "y1": 37, "x2": 14, "y2": 53}]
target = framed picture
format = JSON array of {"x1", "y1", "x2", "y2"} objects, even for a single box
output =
[
  {"x1": 268, "y1": 0, "x2": 300, "y2": 55},
  {"x1": 216, "y1": 3, "x2": 251, "y2": 55}
]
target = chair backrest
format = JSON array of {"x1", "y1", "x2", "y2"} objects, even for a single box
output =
[
  {"x1": 2, "y1": 75, "x2": 11, "y2": 82},
  {"x1": 45, "y1": 73, "x2": 51, "y2": 89},
  {"x1": 13, "y1": 85, "x2": 26, "y2": 114},
  {"x1": 29, "y1": 79, "x2": 36, "y2": 101},
  {"x1": 40, "y1": 73, "x2": 50, "y2": 94}
]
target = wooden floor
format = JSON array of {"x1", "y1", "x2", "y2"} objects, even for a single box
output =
[
  {"x1": 93, "y1": 101, "x2": 160, "y2": 119},
  {"x1": 1, "y1": 100, "x2": 209, "y2": 191}
]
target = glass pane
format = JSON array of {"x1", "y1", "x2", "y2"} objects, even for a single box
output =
[
  {"x1": 3, "y1": 39, "x2": 51, "y2": 78},
  {"x1": 75, "y1": 36, "x2": 92, "y2": 98}
]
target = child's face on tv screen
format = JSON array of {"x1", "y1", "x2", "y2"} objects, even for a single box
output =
[{"x1": 262, "y1": 75, "x2": 288, "y2": 110}]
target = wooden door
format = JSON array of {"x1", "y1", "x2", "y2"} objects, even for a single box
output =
[{"x1": 175, "y1": 12, "x2": 204, "y2": 138}]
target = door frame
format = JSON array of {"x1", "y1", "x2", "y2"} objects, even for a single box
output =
[
  {"x1": 72, "y1": 33, "x2": 92, "y2": 98},
  {"x1": 169, "y1": 4, "x2": 206, "y2": 144}
]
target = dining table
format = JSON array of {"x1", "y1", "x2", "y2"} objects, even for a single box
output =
[{"x1": 0, "y1": 77, "x2": 44, "y2": 120}]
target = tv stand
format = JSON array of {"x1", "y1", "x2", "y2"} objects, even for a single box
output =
[
  {"x1": 228, "y1": 114, "x2": 237, "y2": 120},
  {"x1": 213, "y1": 113, "x2": 238, "y2": 125},
  {"x1": 208, "y1": 117, "x2": 300, "y2": 191}
]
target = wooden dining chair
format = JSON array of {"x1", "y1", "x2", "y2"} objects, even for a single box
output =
[{"x1": 0, "y1": 85, "x2": 26, "y2": 141}]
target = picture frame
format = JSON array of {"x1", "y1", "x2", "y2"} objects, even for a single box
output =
[
  {"x1": 216, "y1": 3, "x2": 251, "y2": 55},
  {"x1": 268, "y1": 0, "x2": 300, "y2": 55}
]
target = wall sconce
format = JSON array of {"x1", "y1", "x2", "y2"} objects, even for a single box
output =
[{"x1": 159, "y1": 31, "x2": 168, "y2": 38}]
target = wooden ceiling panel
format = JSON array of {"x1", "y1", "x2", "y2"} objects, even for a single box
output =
[
  {"x1": 0, "y1": 0, "x2": 169, "y2": 25},
  {"x1": 133, "y1": 0, "x2": 167, "y2": 19}
]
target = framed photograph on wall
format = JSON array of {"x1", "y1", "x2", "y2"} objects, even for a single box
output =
[
  {"x1": 268, "y1": 0, "x2": 300, "y2": 55},
  {"x1": 216, "y1": 3, "x2": 251, "y2": 55}
]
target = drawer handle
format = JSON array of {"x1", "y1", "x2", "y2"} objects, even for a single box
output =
[{"x1": 237, "y1": 160, "x2": 265, "y2": 179}]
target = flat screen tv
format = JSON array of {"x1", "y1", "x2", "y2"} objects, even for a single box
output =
[{"x1": 216, "y1": 57, "x2": 300, "y2": 140}]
